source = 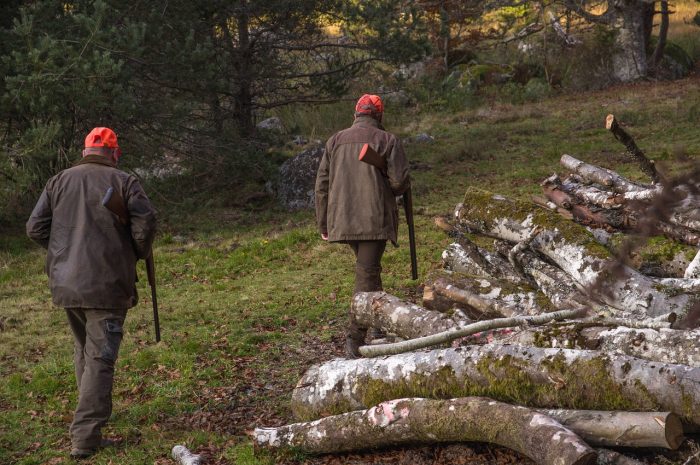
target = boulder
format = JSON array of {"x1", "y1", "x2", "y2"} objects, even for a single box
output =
[
  {"x1": 257, "y1": 116, "x2": 284, "y2": 132},
  {"x1": 275, "y1": 144, "x2": 324, "y2": 210}
]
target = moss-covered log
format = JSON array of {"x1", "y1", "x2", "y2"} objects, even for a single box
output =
[
  {"x1": 350, "y1": 292, "x2": 469, "y2": 340},
  {"x1": 510, "y1": 325, "x2": 700, "y2": 367},
  {"x1": 456, "y1": 188, "x2": 699, "y2": 325},
  {"x1": 256, "y1": 397, "x2": 596, "y2": 465},
  {"x1": 291, "y1": 344, "x2": 700, "y2": 429},
  {"x1": 536, "y1": 409, "x2": 684, "y2": 449}
]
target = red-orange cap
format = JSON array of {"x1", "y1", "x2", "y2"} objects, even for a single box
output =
[
  {"x1": 84, "y1": 127, "x2": 119, "y2": 149},
  {"x1": 355, "y1": 94, "x2": 384, "y2": 115}
]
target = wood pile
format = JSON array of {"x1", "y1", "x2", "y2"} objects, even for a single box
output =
[{"x1": 254, "y1": 115, "x2": 700, "y2": 465}]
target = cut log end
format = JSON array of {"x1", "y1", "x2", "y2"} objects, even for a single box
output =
[
  {"x1": 605, "y1": 114, "x2": 616, "y2": 131},
  {"x1": 664, "y1": 413, "x2": 686, "y2": 450}
]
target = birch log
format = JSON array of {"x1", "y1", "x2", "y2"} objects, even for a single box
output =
[
  {"x1": 255, "y1": 397, "x2": 596, "y2": 465},
  {"x1": 291, "y1": 344, "x2": 700, "y2": 429},
  {"x1": 536, "y1": 409, "x2": 684, "y2": 449},
  {"x1": 560, "y1": 155, "x2": 655, "y2": 196},
  {"x1": 350, "y1": 292, "x2": 469, "y2": 340},
  {"x1": 510, "y1": 325, "x2": 700, "y2": 367},
  {"x1": 596, "y1": 449, "x2": 645, "y2": 465},
  {"x1": 456, "y1": 188, "x2": 699, "y2": 324}
]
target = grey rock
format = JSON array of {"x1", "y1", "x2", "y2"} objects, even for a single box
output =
[
  {"x1": 292, "y1": 135, "x2": 308, "y2": 145},
  {"x1": 408, "y1": 133, "x2": 434, "y2": 144},
  {"x1": 275, "y1": 144, "x2": 325, "y2": 210},
  {"x1": 257, "y1": 116, "x2": 284, "y2": 132}
]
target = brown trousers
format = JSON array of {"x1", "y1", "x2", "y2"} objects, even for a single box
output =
[
  {"x1": 347, "y1": 240, "x2": 386, "y2": 342},
  {"x1": 65, "y1": 308, "x2": 126, "y2": 449}
]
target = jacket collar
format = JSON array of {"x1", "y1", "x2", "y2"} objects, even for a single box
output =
[
  {"x1": 75, "y1": 154, "x2": 117, "y2": 168},
  {"x1": 352, "y1": 115, "x2": 385, "y2": 131}
]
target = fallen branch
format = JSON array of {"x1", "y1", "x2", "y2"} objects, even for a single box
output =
[
  {"x1": 358, "y1": 308, "x2": 585, "y2": 357},
  {"x1": 606, "y1": 114, "x2": 662, "y2": 184},
  {"x1": 256, "y1": 397, "x2": 596, "y2": 465}
]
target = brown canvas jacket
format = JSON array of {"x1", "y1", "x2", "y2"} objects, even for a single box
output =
[
  {"x1": 315, "y1": 116, "x2": 410, "y2": 245},
  {"x1": 26, "y1": 155, "x2": 157, "y2": 309}
]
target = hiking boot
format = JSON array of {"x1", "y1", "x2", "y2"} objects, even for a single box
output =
[
  {"x1": 345, "y1": 334, "x2": 363, "y2": 359},
  {"x1": 70, "y1": 438, "x2": 118, "y2": 460}
]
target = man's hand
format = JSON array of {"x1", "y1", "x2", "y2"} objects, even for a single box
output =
[{"x1": 321, "y1": 232, "x2": 328, "y2": 241}]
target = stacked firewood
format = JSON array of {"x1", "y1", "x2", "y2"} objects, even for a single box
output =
[{"x1": 253, "y1": 116, "x2": 700, "y2": 465}]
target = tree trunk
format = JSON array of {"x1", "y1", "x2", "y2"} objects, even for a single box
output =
[
  {"x1": 651, "y1": 1, "x2": 670, "y2": 69},
  {"x1": 256, "y1": 397, "x2": 596, "y2": 465},
  {"x1": 350, "y1": 291, "x2": 469, "y2": 340},
  {"x1": 510, "y1": 325, "x2": 700, "y2": 367},
  {"x1": 291, "y1": 344, "x2": 700, "y2": 428},
  {"x1": 610, "y1": 1, "x2": 649, "y2": 82},
  {"x1": 457, "y1": 189, "x2": 699, "y2": 324},
  {"x1": 560, "y1": 155, "x2": 655, "y2": 196},
  {"x1": 535, "y1": 409, "x2": 684, "y2": 449}
]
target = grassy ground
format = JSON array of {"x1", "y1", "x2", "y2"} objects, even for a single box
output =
[{"x1": 2, "y1": 73, "x2": 700, "y2": 464}]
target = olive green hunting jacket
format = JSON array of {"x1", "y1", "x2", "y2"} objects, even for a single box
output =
[
  {"x1": 315, "y1": 116, "x2": 410, "y2": 245},
  {"x1": 26, "y1": 155, "x2": 157, "y2": 309}
]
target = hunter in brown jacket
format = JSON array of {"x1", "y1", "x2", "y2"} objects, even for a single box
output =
[
  {"x1": 315, "y1": 94, "x2": 410, "y2": 357},
  {"x1": 26, "y1": 127, "x2": 157, "y2": 458}
]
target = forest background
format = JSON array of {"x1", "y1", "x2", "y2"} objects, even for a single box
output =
[{"x1": 2, "y1": 1, "x2": 700, "y2": 464}]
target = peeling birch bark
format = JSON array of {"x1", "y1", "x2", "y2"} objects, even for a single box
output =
[
  {"x1": 509, "y1": 325, "x2": 700, "y2": 367},
  {"x1": 560, "y1": 178, "x2": 625, "y2": 209},
  {"x1": 457, "y1": 189, "x2": 699, "y2": 324},
  {"x1": 536, "y1": 409, "x2": 684, "y2": 449},
  {"x1": 291, "y1": 344, "x2": 700, "y2": 429},
  {"x1": 441, "y1": 242, "x2": 524, "y2": 284},
  {"x1": 256, "y1": 397, "x2": 596, "y2": 465},
  {"x1": 350, "y1": 292, "x2": 469, "y2": 340},
  {"x1": 426, "y1": 274, "x2": 547, "y2": 318}
]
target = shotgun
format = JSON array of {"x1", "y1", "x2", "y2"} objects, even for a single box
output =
[
  {"x1": 359, "y1": 143, "x2": 418, "y2": 280},
  {"x1": 102, "y1": 187, "x2": 161, "y2": 342}
]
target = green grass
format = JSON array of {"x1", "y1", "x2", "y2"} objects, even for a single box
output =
[{"x1": 2, "y1": 75, "x2": 700, "y2": 464}]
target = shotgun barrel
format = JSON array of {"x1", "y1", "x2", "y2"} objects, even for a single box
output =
[
  {"x1": 102, "y1": 187, "x2": 161, "y2": 342},
  {"x1": 359, "y1": 143, "x2": 418, "y2": 279}
]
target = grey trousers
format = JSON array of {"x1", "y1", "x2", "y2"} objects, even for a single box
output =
[{"x1": 65, "y1": 308, "x2": 126, "y2": 449}]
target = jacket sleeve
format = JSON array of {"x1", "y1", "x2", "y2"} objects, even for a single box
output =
[
  {"x1": 386, "y1": 137, "x2": 410, "y2": 196},
  {"x1": 314, "y1": 141, "x2": 331, "y2": 235},
  {"x1": 26, "y1": 187, "x2": 52, "y2": 249},
  {"x1": 126, "y1": 178, "x2": 157, "y2": 259}
]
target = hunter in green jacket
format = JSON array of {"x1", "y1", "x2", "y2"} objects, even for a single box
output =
[{"x1": 315, "y1": 94, "x2": 410, "y2": 357}]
